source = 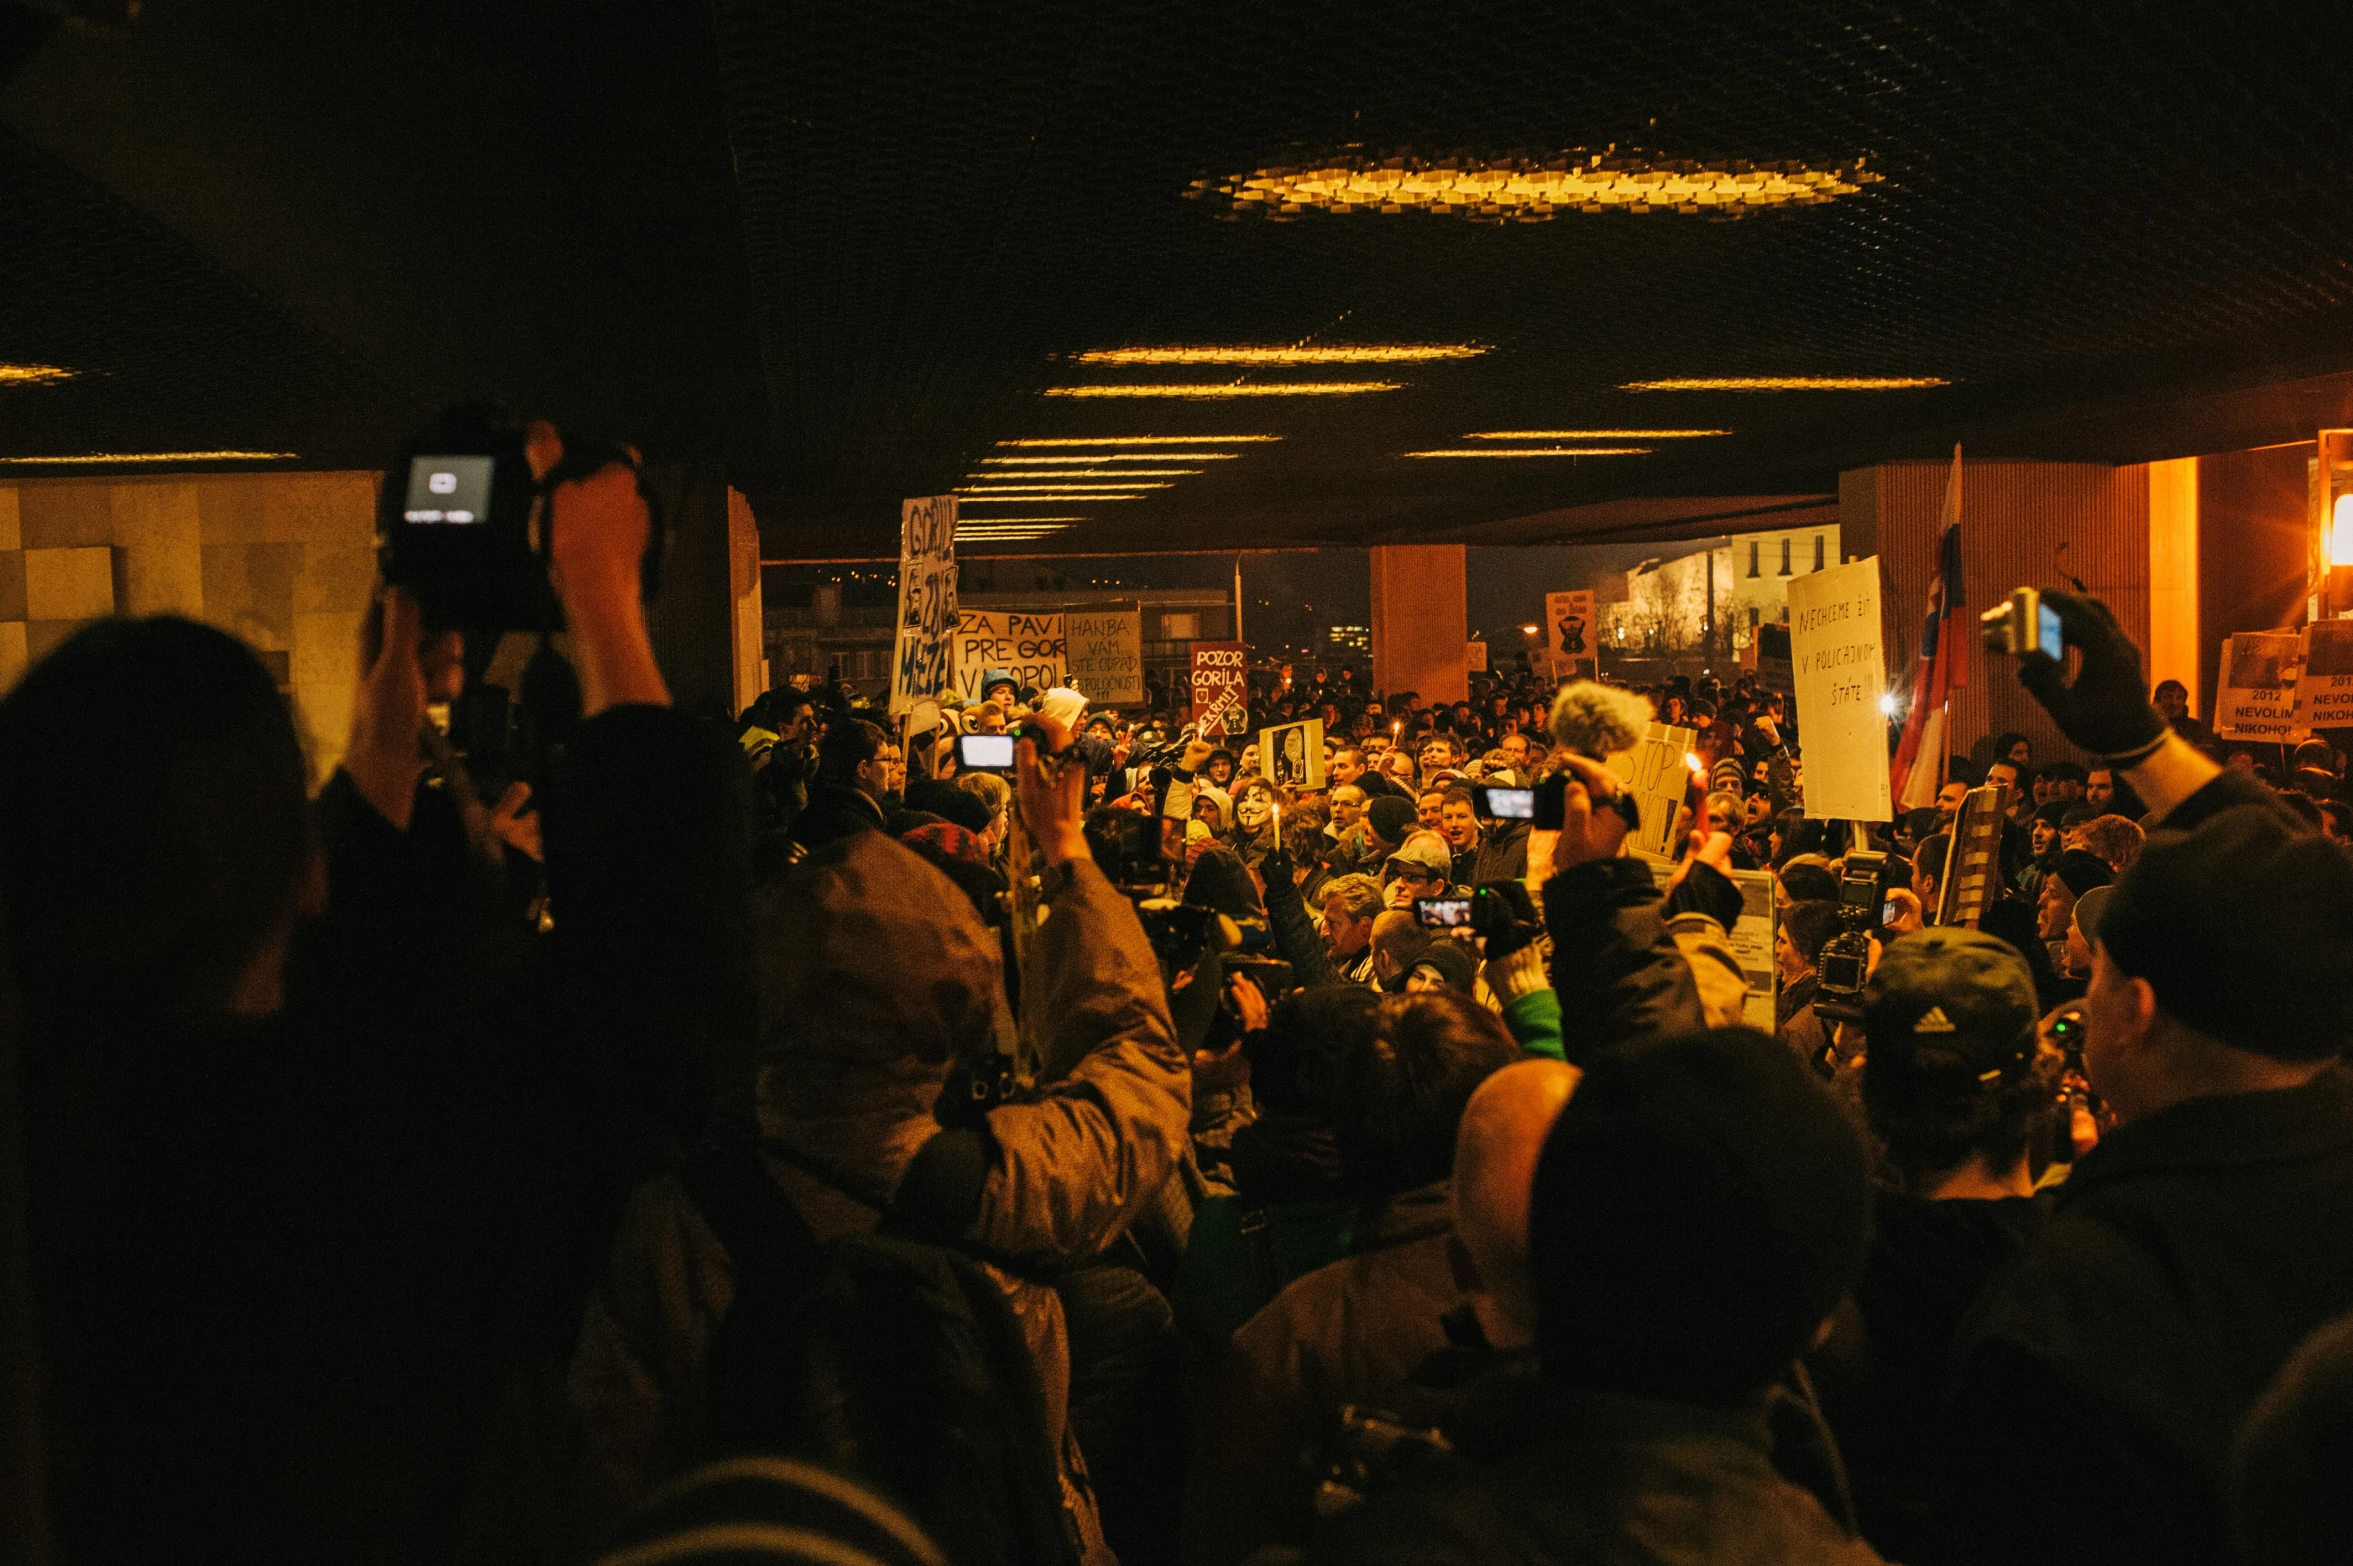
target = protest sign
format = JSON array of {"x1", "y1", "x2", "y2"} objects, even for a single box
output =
[
  {"x1": 888, "y1": 495, "x2": 958, "y2": 715},
  {"x1": 1786, "y1": 557, "x2": 1893, "y2": 822},
  {"x1": 1465, "y1": 640, "x2": 1488, "y2": 673},
  {"x1": 1546, "y1": 589, "x2": 1598, "y2": 677},
  {"x1": 952, "y1": 609, "x2": 1065, "y2": 703},
  {"x1": 1065, "y1": 606, "x2": 1143, "y2": 705},
  {"x1": 2297, "y1": 620, "x2": 2353, "y2": 731},
  {"x1": 1611, "y1": 721, "x2": 1699, "y2": 858},
  {"x1": 1190, "y1": 642, "x2": 1250, "y2": 736},
  {"x1": 2216, "y1": 631, "x2": 2304, "y2": 742},
  {"x1": 1258, "y1": 718, "x2": 1326, "y2": 789},
  {"x1": 1640, "y1": 852, "x2": 1778, "y2": 1029}
]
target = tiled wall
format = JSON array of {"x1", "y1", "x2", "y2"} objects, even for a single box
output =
[{"x1": 0, "y1": 472, "x2": 379, "y2": 779}]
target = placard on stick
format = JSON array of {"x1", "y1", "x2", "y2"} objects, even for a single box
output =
[
  {"x1": 2297, "y1": 620, "x2": 2353, "y2": 731},
  {"x1": 952, "y1": 609, "x2": 1066, "y2": 703},
  {"x1": 888, "y1": 495, "x2": 958, "y2": 715},
  {"x1": 1786, "y1": 557, "x2": 1893, "y2": 822},
  {"x1": 1190, "y1": 642, "x2": 1250, "y2": 736}
]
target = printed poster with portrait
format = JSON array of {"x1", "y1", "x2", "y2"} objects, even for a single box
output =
[{"x1": 1257, "y1": 718, "x2": 1326, "y2": 790}]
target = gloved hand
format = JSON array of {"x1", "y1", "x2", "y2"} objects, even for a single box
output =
[
  {"x1": 2013, "y1": 590, "x2": 2168, "y2": 761},
  {"x1": 1260, "y1": 842, "x2": 1296, "y2": 896}
]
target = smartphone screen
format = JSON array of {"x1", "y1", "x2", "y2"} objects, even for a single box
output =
[
  {"x1": 403, "y1": 455, "x2": 496, "y2": 525},
  {"x1": 1415, "y1": 897, "x2": 1474, "y2": 929},
  {"x1": 1881, "y1": 900, "x2": 1899, "y2": 927},
  {"x1": 958, "y1": 734, "x2": 1015, "y2": 770},
  {"x1": 2038, "y1": 601, "x2": 2066, "y2": 660},
  {"x1": 1477, "y1": 785, "x2": 1535, "y2": 820}
]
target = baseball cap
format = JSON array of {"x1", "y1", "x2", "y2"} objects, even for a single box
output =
[
  {"x1": 1385, "y1": 830, "x2": 1454, "y2": 880},
  {"x1": 1863, "y1": 927, "x2": 2039, "y2": 1087}
]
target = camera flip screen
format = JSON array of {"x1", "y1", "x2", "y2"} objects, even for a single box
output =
[
  {"x1": 1477, "y1": 785, "x2": 1535, "y2": 820},
  {"x1": 1415, "y1": 896, "x2": 1474, "y2": 929},
  {"x1": 958, "y1": 734, "x2": 1015, "y2": 771},
  {"x1": 403, "y1": 455, "x2": 496, "y2": 525},
  {"x1": 2038, "y1": 601, "x2": 2066, "y2": 660}
]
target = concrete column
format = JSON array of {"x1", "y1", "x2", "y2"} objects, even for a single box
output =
[
  {"x1": 1370, "y1": 544, "x2": 1468, "y2": 704},
  {"x1": 2146, "y1": 457, "x2": 2200, "y2": 711}
]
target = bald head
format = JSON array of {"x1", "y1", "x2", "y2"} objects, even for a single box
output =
[{"x1": 1452, "y1": 1058, "x2": 1580, "y2": 1347}]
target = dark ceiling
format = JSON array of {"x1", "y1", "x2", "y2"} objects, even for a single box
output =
[{"x1": 5, "y1": 1, "x2": 2353, "y2": 558}]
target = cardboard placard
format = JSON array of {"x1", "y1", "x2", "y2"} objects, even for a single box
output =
[
  {"x1": 1546, "y1": 589, "x2": 1598, "y2": 678},
  {"x1": 1258, "y1": 718, "x2": 1327, "y2": 789},
  {"x1": 2216, "y1": 631, "x2": 2305, "y2": 741},
  {"x1": 1065, "y1": 606, "x2": 1144, "y2": 704},
  {"x1": 1465, "y1": 640, "x2": 1489, "y2": 673},
  {"x1": 1786, "y1": 557, "x2": 1893, "y2": 822},
  {"x1": 1609, "y1": 720, "x2": 1700, "y2": 858},
  {"x1": 2297, "y1": 620, "x2": 2353, "y2": 731},
  {"x1": 1637, "y1": 852, "x2": 1778, "y2": 1029},
  {"x1": 1190, "y1": 642, "x2": 1251, "y2": 736},
  {"x1": 888, "y1": 495, "x2": 959, "y2": 715},
  {"x1": 952, "y1": 609, "x2": 1066, "y2": 704},
  {"x1": 1936, "y1": 783, "x2": 2009, "y2": 929}
]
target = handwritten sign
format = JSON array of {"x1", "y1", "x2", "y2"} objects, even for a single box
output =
[
  {"x1": 1190, "y1": 641, "x2": 1250, "y2": 736},
  {"x1": 952, "y1": 608, "x2": 1065, "y2": 703},
  {"x1": 1465, "y1": 640, "x2": 1488, "y2": 673},
  {"x1": 1064, "y1": 606, "x2": 1143, "y2": 704},
  {"x1": 888, "y1": 495, "x2": 958, "y2": 715},
  {"x1": 1258, "y1": 718, "x2": 1326, "y2": 789},
  {"x1": 2297, "y1": 620, "x2": 2353, "y2": 731},
  {"x1": 1786, "y1": 557, "x2": 1892, "y2": 822},
  {"x1": 2217, "y1": 631, "x2": 2306, "y2": 741}
]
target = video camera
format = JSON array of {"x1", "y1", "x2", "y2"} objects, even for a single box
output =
[
  {"x1": 377, "y1": 403, "x2": 665, "y2": 631},
  {"x1": 1980, "y1": 586, "x2": 2066, "y2": 664},
  {"x1": 1812, "y1": 849, "x2": 1888, "y2": 1026},
  {"x1": 1413, "y1": 883, "x2": 1544, "y2": 953}
]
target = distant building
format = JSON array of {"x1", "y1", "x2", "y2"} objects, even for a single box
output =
[
  {"x1": 1327, "y1": 624, "x2": 1371, "y2": 657},
  {"x1": 1725, "y1": 522, "x2": 1844, "y2": 647}
]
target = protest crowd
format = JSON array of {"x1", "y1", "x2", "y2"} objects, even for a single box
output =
[{"x1": 12, "y1": 444, "x2": 2353, "y2": 1566}]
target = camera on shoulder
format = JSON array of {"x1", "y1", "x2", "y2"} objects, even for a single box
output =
[{"x1": 1813, "y1": 848, "x2": 1888, "y2": 1026}]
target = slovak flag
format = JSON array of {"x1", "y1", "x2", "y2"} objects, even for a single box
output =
[{"x1": 1891, "y1": 447, "x2": 1967, "y2": 810}]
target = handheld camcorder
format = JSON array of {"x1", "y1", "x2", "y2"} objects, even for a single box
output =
[
  {"x1": 1415, "y1": 883, "x2": 1544, "y2": 950},
  {"x1": 377, "y1": 404, "x2": 665, "y2": 631},
  {"x1": 1811, "y1": 849, "x2": 1889, "y2": 1026},
  {"x1": 1472, "y1": 784, "x2": 1535, "y2": 821},
  {"x1": 1980, "y1": 586, "x2": 2066, "y2": 664}
]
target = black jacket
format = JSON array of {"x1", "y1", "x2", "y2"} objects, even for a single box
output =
[
  {"x1": 1541, "y1": 857, "x2": 1706, "y2": 1065},
  {"x1": 1310, "y1": 1374, "x2": 1885, "y2": 1565},
  {"x1": 1938, "y1": 1069, "x2": 2353, "y2": 1566},
  {"x1": 1469, "y1": 820, "x2": 1529, "y2": 887}
]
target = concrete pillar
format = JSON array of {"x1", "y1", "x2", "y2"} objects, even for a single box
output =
[
  {"x1": 1370, "y1": 544, "x2": 1468, "y2": 704},
  {"x1": 2146, "y1": 457, "x2": 2200, "y2": 711}
]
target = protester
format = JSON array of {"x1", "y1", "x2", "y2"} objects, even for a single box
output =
[{"x1": 1938, "y1": 589, "x2": 2353, "y2": 1566}]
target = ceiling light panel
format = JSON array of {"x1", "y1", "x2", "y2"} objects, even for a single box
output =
[
  {"x1": 959, "y1": 492, "x2": 1147, "y2": 502},
  {"x1": 957, "y1": 481, "x2": 1173, "y2": 492},
  {"x1": 1076, "y1": 345, "x2": 1482, "y2": 365},
  {"x1": 996, "y1": 435, "x2": 1281, "y2": 446},
  {"x1": 980, "y1": 453, "x2": 1241, "y2": 464},
  {"x1": 0, "y1": 449, "x2": 298, "y2": 464},
  {"x1": 1406, "y1": 447, "x2": 1652, "y2": 457},
  {"x1": 961, "y1": 467, "x2": 1203, "y2": 478},
  {"x1": 1468, "y1": 429, "x2": 1730, "y2": 439},
  {"x1": 1046, "y1": 382, "x2": 1402, "y2": 398},
  {"x1": 0, "y1": 363, "x2": 76, "y2": 386},
  {"x1": 1191, "y1": 149, "x2": 1883, "y2": 224},
  {"x1": 1622, "y1": 377, "x2": 1949, "y2": 391}
]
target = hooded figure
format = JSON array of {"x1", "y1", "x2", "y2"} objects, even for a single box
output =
[{"x1": 571, "y1": 830, "x2": 1189, "y2": 1562}]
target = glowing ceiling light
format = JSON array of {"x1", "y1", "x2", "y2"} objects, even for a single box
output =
[
  {"x1": 957, "y1": 481, "x2": 1173, "y2": 492},
  {"x1": 0, "y1": 449, "x2": 299, "y2": 464},
  {"x1": 0, "y1": 363, "x2": 76, "y2": 386},
  {"x1": 961, "y1": 468, "x2": 1202, "y2": 478},
  {"x1": 1046, "y1": 382, "x2": 1402, "y2": 399},
  {"x1": 1468, "y1": 429, "x2": 1730, "y2": 439},
  {"x1": 1190, "y1": 149, "x2": 1884, "y2": 224},
  {"x1": 1076, "y1": 344, "x2": 1482, "y2": 365},
  {"x1": 952, "y1": 515, "x2": 1087, "y2": 524},
  {"x1": 959, "y1": 492, "x2": 1148, "y2": 502},
  {"x1": 998, "y1": 435, "x2": 1280, "y2": 446},
  {"x1": 1405, "y1": 447, "x2": 1652, "y2": 458},
  {"x1": 1621, "y1": 377, "x2": 1949, "y2": 391},
  {"x1": 981, "y1": 452, "x2": 1241, "y2": 464}
]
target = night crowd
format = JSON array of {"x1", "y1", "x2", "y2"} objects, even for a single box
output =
[{"x1": 7, "y1": 449, "x2": 2353, "y2": 1566}]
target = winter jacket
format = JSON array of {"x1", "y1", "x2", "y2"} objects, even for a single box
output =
[
  {"x1": 1308, "y1": 1376, "x2": 1886, "y2": 1566},
  {"x1": 1263, "y1": 850, "x2": 1346, "y2": 990},
  {"x1": 1183, "y1": 1180, "x2": 1461, "y2": 1566},
  {"x1": 1541, "y1": 857, "x2": 1707, "y2": 1066},
  {"x1": 567, "y1": 837, "x2": 1189, "y2": 1562},
  {"x1": 1938, "y1": 1068, "x2": 2353, "y2": 1566},
  {"x1": 1469, "y1": 820, "x2": 1530, "y2": 886}
]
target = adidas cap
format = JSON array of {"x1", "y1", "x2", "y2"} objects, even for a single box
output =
[{"x1": 1861, "y1": 926, "x2": 2041, "y2": 1087}]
